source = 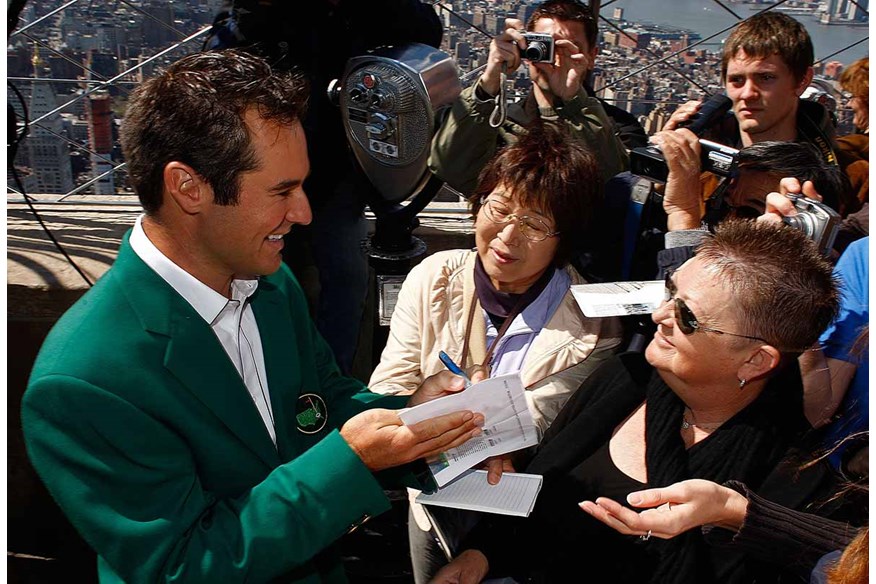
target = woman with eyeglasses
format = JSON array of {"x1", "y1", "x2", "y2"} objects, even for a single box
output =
[
  {"x1": 433, "y1": 220, "x2": 846, "y2": 584},
  {"x1": 368, "y1": 124, "x2": 623, "y2": 582}
]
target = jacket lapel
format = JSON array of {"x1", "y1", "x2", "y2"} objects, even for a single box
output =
[
  {"x1": 117, "y1": 235, "x2": 280, "y2": 469},
  {"x1": 249, "y1": 281, "x2": 301, "y2": 460},
  {"x1": 163, "y1": 314, "x2": 281, "y2": 468}
]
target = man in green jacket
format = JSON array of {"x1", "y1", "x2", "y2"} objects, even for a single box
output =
[
  {"x1": 429, "y1": 0, "x2": 631, "y2": 196},
  {"x1": 21, "y1": 49, "x2": 483, "y2": 583}
]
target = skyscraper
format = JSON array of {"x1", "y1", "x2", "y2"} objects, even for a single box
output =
[
  {"x1": 26, "y1": 48, "x2": 75, "y2": 195},
  {"x1": 87, "y1": 92, "x2": 115, "y2": 195}
]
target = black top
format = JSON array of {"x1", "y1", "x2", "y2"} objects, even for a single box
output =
[
  {"x1": 572, "y1": 440, "x2": 646, "y2": 503},
  {"x1": 704, "y1": 481, "x2": 861, "y2": 580},
  {"x1": 462, "y1": 353, "x2": 840, "y2": 584}
]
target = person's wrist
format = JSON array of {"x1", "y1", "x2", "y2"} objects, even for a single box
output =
[
  {"x1": 666, "y1": 209, "x2": 704, "y2": 231},
  {"x1": 557, "y1": 86, "x2": 581, "y2": 103},
  {"x1": 478, "y1": 74, "x2": 499, "y2": 98},
  {"x1": 714, "y1": 487, "x2": 748, "y2": 531}
]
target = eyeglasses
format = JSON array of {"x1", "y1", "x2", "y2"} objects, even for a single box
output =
[
  {"x1": 480, "y1": 197, "x2": 559, "y2": 243},
  {"x1": 663, "y1": 270, "x2": 769, "y2": 343}
]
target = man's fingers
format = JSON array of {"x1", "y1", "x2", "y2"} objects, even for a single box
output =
[
  {"x1": 416, "y1": 424, "x2": 482, "y2": 460},
  {"x1": 503, "y1": 19, "x2": 526, "y2": 47},
  {"x1": 408, "y1": 411, "x2": 484, "y2": 458},
  {"x1": 409, "y1": 410, "x2": 479, "y2": 439},
  {"x1": 761, "y1": 192, "x2": 797, "y2": 223},
  {"x1": 665, "y1": 100, "x2": 702, "y2": 130},
  {"x1": 801, "y1": 180, "x2": 823, "y2": 201},
  {"x1": 778, "y1": 176, "x2": 803, "y2": 196}
]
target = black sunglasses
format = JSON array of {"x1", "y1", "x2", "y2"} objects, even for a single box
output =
[{"x1": 663, "y1": 270, "x2": 769, "y2": 343}]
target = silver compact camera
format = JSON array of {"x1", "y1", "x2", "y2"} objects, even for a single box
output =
[
  {"x1": 521, "y1": 32, "x2": 554, "y2": 63},
  {"x1": 782, "y1": 194, "x2": 840, "y2": 256}
]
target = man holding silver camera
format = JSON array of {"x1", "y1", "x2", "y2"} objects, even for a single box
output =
[{"x1": 430, "y1": 0, "x2": 634, "y2": 197}]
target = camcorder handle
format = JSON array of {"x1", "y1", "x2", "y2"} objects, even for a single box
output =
[
  {"x1": 680, "y1": 93, "x2": 733, "y2": 135},
  {"x1": 629, "y1": 93, "x2": 733, "y2": 184}
]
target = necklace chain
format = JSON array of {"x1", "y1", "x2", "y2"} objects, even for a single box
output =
[{"x1": 681, "y1": 412, "x2": 724, "y2": 431}]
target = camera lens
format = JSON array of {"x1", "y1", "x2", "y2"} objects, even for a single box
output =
[
  {"x1": 524, "y1": 42, "x2": 547, "y2": 62},
  {"x1": 782, "y1": 213, "x2": 814, "y2": 237}
]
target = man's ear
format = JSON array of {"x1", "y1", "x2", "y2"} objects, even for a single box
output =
[
  {"x1": 796, "y1": 66, "x2": 815, "y2": 96},
  {"x1": 738, "y1": 344, "x2": 782, "y2": 385},
  {"x1": 164, "y1": 162, "x2": 208, "y2": 215}
]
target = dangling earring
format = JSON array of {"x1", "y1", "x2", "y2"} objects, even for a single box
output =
[{"x1": 739, "y1": 378, "x2": 747, "y2": 390}]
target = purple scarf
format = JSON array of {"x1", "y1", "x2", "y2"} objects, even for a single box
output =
[{"x1": 473, "y1": 254, "x2": 555, "y2": 319}]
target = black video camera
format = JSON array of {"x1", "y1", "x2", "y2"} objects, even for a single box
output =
[{"x1": 631, "y1": 94, "x2": 737, "y2": 183}]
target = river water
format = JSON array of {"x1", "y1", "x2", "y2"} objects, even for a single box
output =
[{"x1": 605, "y1": 0, "x2": 870, "y2": 64}]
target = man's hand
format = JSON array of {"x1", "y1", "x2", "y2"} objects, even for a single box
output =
[
  {"x1": 757, "y1": 178, "x2": 823, "y2": 226},
  {"x1": 340, "y1": 408, "x2": 484, "y2": 472},
  {"x1": 651, "y1": 129, "x2": 704, "y2": 230},
  {"x1": 579, "y1": 479, "x2": 749, "y2": 539},
  {"x1": 479, "y1": 19, "x2": 526, "y2": 97},
  {"x1": 430, "y1": 549, "x2": 490, "y2": 584},
  {"x1": 531, "y1": 38, "x2": 592, "y2": 102},
  {"x1": 663, "y1": 100, "x2": 702, "y2": 131},
  {"x1": 757, "y1": 191, "x2": 798, "y2": 225},
  {"x1": 778, "y1": 176, "x2": 823, "y2": 201}
]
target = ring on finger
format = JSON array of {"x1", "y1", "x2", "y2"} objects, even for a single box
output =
[{"x1": 639, "y1": 530, "x2": 652, "y2": 542}]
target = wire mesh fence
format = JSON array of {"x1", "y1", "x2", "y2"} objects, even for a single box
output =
[{"x1": 6, "y1": 0, "x2": 869, "y2": 205}]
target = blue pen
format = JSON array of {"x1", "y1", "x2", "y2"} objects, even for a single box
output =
[{"x1": 438, "y1": 351, "x2": 472, "y2": 388}]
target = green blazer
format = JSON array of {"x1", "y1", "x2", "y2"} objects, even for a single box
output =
[{"x1": 22, "y1": 234, "x2": 409, "y2": 583}]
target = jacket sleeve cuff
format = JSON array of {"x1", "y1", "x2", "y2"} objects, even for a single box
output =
[
  {"x1": 664, "y1": 228, "x2": 709, "y2": 249},
  {"x1": 703, "y1": 480, "x2": 857, "y2": 572},
  {"x1": 277, "y1": 430, "x2": 391, "y2": 536},
  {"x1": 468, "y1": 82, "x2": 498, "y2": 117}
]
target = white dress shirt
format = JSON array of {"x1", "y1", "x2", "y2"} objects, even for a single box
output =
[{"x1": 130, "y1": 215, "x2": 276, "y2": 444}]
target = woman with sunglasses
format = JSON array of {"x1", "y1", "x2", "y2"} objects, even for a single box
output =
[
  {"x1": 433, "y1": 220, "x2": 843, "y2": 584},
  {"x1": 368, "y1": 124, "x2": 623, "y2": 582}
]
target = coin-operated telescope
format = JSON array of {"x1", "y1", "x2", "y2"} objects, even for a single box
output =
[{"x1": 328, "y1": 43, "x2": 461, "y2": 323}]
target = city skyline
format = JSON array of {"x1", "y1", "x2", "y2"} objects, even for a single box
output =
[{"x1": 7, "y1": 0, "x2": 867, "y2": 196}]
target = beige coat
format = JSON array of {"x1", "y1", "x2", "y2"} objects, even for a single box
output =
[{"x1": 369, "y1": 249, "x2": 623, "y2": 437}]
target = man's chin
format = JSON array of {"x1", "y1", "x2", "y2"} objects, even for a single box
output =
[{"x1": 736, "y1": 118, "x2": 760, "y2": 133}]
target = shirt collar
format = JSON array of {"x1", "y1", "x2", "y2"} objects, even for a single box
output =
[{"x1": 129, "y1": 214, "x2": 259, "y2": 324}]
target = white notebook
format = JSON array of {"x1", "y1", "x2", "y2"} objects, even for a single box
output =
[{"x1": 416, "y1": 470, "x2": 543, "y2": 517}]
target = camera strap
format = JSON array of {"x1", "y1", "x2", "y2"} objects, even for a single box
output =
[{"x1": 489, "y1": 63, "x2": 508, "y2": 128}]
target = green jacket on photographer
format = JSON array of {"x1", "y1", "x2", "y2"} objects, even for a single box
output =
[{"x1": 429, "y1": 82, "x2": 630, "y2": 197}]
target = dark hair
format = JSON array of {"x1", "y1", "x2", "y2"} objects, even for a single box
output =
[
  {"x1": 736, "y1": 141, "x2": 847, "y2": 213},
  {"x1": 120, "y1": 49, "x2": 309, "y2": 214},
  {"x1": 721, "y1": 12, "x2": 814, "y2": 84},
  {"x1": 695, "y1": 220, "x2": 839, "y2": 353},
  {"x1": 470, "y1": 124, "x2": 602, "y2": 266},
  {"x1": 526, "y1": 0, "x2": 597, "y2": 51}
]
